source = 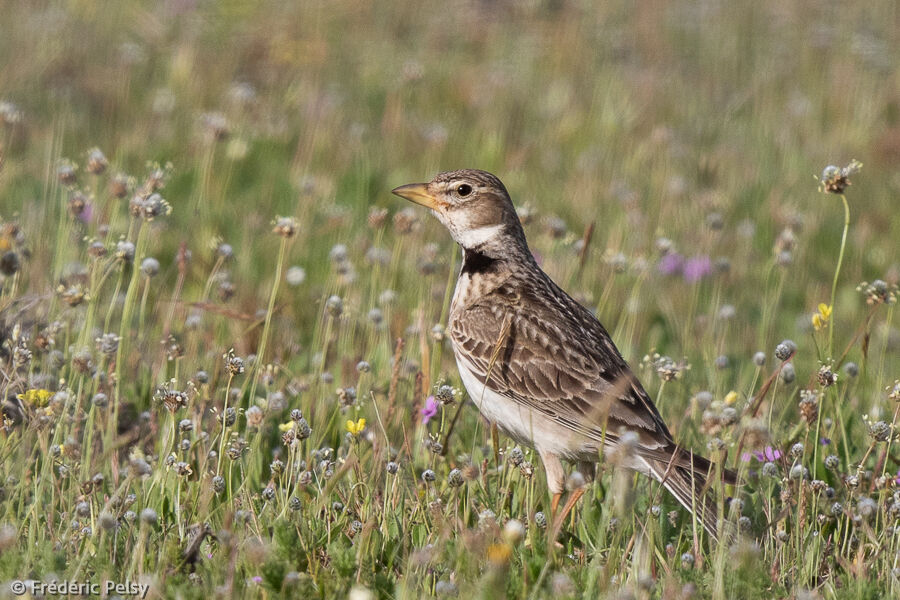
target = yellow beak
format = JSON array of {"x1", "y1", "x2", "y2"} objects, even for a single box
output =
[{"x1": 391, "y1": 182, "x2": 439, "y2": 210}]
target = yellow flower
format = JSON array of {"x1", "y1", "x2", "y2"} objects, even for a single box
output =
[
  {"x1": 346, "y1": 418, "x2": 366, "y2": 436},
  {"x1": 17, "y1": 389, "x2": 53, "y2": 407},
  {"x1": 812, "y1": 303, "x2": 832, "y2": 331},
  {"x1": 724, "y1": 391, "x2": 738, "y2": 405},
  {"x1": 278, "y1": 421, "x2": 294, "y2": 433},
  {"x1": 487, "y1": 543, "x2": 512, "y2": 566}
]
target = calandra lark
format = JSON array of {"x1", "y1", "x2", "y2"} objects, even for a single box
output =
[{"x1": 392, "y1": 169, "x2": 736, "y2": 539}]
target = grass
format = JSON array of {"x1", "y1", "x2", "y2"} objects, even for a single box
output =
[{"x1": 0, "y1": 1, "x2": 899, "y2": 598}]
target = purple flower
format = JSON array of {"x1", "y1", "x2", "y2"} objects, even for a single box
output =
[
  {"x1": 657, "y1": 252, "x2": 684, "y2": 276},
  {"x1": 78, "y1": 202, "x2": 94, "y2": 224},
  {"x1": 421, "y1": 395, "x2": 438, "y2": 425},
  {"x1": 682, "y1": 255, "x2": 712, "y2": 282},
  {"x1": 251, "y1": 576, "x2": 262, "y2": 584},
  {"x1": 820, "y1": 437, "x2": 831, "y2": 446},
  {"x1": 895, "y1": 469, "x2": 900, "y2": 486},
  {"x1": 741, "y1": 446, "x2": 782, "y2": 462}
]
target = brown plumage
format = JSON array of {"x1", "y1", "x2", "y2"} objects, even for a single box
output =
[{"x1": 392, "y1": 169, "x2": 736, "y2": 540}]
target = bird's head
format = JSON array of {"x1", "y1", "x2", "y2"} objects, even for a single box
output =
[{"x1": 391, "y1": 169, "x2": 526, "y2": 253}]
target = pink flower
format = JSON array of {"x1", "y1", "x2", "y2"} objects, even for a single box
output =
[
  {"x1": 421, "y1": 395, "x2": 438, "y2": 425},
  {"x1": 741, "y1": 446, "x2": 782, "y2": 463},
  {"x1": 658, "y1": 252, "x2": 684, "y2": 276},
  {"x1": 682, "y1": 255, "x2": 712, "y2": 282}
]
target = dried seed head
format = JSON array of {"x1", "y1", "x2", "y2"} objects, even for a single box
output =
[
  {"x1": 273, "y1": 216, "x2": 299, "y2": 238},
  {"x1": 774, "y1": 340, "x2": 797, "y2": 361},
  {"x1": 819, "y1": 160, "x2": 861, "y2": 194},
  {"x1": 86, "y1": 148, "x2": 108, "y2": 175},
  {"x1": 447, "y1": 468, "x2": 464, "y2": 487},
  {"x1": 780, "y1": 363, "x2": 796, "y2": 384},
  {"x1": 817, "y1": 364, "x2": 837, "y2": 388}
]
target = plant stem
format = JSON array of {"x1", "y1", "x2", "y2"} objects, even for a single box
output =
[
  {"x1": 246, "y1": 235, "x2": 288, "y2": 407},
  {"x1": 828, "y1": 194, "x2": 850, "y2": 358}
]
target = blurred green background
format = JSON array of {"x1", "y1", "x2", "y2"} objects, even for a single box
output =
[{"x1": 1, "y1": 1, "x2": 899, "y2": 597}]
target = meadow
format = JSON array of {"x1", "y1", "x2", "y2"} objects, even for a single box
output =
[{"x1": 0, "y1": 1, "x2": 899, "y2": 598}]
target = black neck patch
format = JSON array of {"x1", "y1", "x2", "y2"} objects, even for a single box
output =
[{"x1": 461, "y1": 248, "x2": 497, "y2": 276}]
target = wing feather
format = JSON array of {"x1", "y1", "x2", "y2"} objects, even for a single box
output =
[{"x1": 450, "y1": 277, "x2": 673, "y2": 453}]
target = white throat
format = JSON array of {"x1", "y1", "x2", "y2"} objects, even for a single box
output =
[{"x1": 454, "y1": 223, "x2": 504, "y2": 248}]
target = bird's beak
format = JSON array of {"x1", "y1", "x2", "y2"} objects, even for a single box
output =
[{"x1": 391, "y1": 183, "x2": 439, "y2": 210}]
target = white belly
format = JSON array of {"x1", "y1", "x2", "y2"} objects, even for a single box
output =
[{"x1": 454, "y1": 353, "x2": 595, "y2": 459}]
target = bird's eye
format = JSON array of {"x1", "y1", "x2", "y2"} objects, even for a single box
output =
[{"x1": 456, "y1": 184, "x2": 473, "y2": 197}]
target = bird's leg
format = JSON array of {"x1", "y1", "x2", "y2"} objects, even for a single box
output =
[
  {"x1": 537, "y1": 448, "x2": 566, "y2": 516},
  {"x1": 558, "y1": 487, "x2": 586, "y2": 523},
  {"x1": 550, "y1": 487, "x2": 586, "y2": 541},
  {"x1": 550, "y1": 493, "x2": 562, "y2": 516}
]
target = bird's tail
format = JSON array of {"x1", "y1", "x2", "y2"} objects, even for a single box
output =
[{"x1": 642, "y1": 450, "x2": 737, "y2": 543}]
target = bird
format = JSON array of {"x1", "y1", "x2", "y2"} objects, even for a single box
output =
[{"x1": 392, "y1": 168, "x2": 737, "y2": 540}]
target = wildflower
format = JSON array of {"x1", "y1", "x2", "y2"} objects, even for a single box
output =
[
  {"x1": 868, "y1": 420, "x2": 892, "y2": 443},
  {"x1": 724, "y1": 391, "x2": 738, "y2": 406},
  {"x1": 273, "y1": 216, "x2": 299, "y2": 238},
  {"x1": 96, "y1": 332, "x2": 120, "y2": 355},
  {"x1": 533, "y1": 511, "x2": 547, "y2": 529},
  {"x1": 345, "y1": 418, "x2": 366, "y2": 436},
  {"x1": 774, "y1": 340, "x2": 797, "y2": 361},
  {"x1": 140, "y1": 508, "x2": 158, "y2": 525},
  {"x1": 817, "y1": 364, "x2": 837, "y2": 387},
  {"x1": 799, "y1": 389, "x2": 820, "y2": 425},
  {"x1": 0, "y1": 251, "x2": 19, "y2": 276},
  {"x1": 824, "y1": 455, "x2": 840, "y2": 470},
  {"x1": 447, "y1": 468, "x2": 464, "y2": 487},
  {"x1": 140, "y1": 257, "x2": 160, "y2": 277},
  {"x1": 858, "y1": 279, "x2": 897, "y2": 306},
  {"x1": 502, "y1": 519, "x2": 525, "y2": 545},
  {"x1": 878, "y1": 379, "x2": 900, "y2": 403},
  {"x1": 741, "y1": 446, "x2": 782, "y2": 463},
  {"x1": 683, "y1": 255, "x2": 712, "y2": 283},
  {"x1": 116, "y1": 240, "x2": 136, "y2": 263},
  {"x1": 157, "y1": 385, "x2": 188, "y2": 413},
  {"x1": 285, "y1": 266, "x2": 306, "y2": 286},
  {"x1": 819, "y1": 160, "x2": 862, "y2": 194},
  {"x1": 421, "y1": 396, "x2": 439, "y2": 425},
  {"x1": 844, "y1": 362, "x2": 859, "y2": 378},
  {"x1": 278, "y1": 421, "x2": 294, "y2": 433},
  {"x1": 657, "y1": 252, "x2": 684, "y2": 276},
  {"x1": 508, "y1": 446, "x2": 525, "y2": 466},
  {"x1": 811, "y1": 303, "x2": 832, "y2": 331},
  {"x1": 200, "y1": 112, "x2": 230, "y2": 141},
  {"x1": 435, "y1": 384, "x2": 456, "y2": 405},
  {"x1": 486, "y1": 543, "x2": 511, "y2": 566},
  {"x1": 780, "y1": 363, "x2": 796, "y2": 384},
  {"x1": 17, "y1": 388, "x2": 53, "y2": 407},
  {"x1": 109, "y1": 172, "x2": 131, "y2": 198},
  {"x1": 86, "y1": 148, "x2": 108, "y2": 175},
  {"x1": 386, "y1": 461, "x2": 399, "y2": 475},
  {"x1": 325, "y1": 295, "x2": 343, "y2": 317},
  {"x1": 0, "y1": 101, "x2": 23, "y2": 125},
  {"x1": 225, "y1": 350, "x2": 245, "y2": 375},
  {"x1": 212, "y1": 476, "x2": 226, "y2": 494},
  {"x1": 57, "y1": 160, "x2": 77, "y2": 186},
  {"x1": 421, "y1": 469, "x2": 436, "y2": 482},
  {"x1": 245, "y1": 406, "x2": 263, "y2": 427}
]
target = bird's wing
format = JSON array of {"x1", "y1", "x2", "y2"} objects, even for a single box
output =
[{"x1": 450, "y1": 280, "x2": 673, "y2": 453}]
